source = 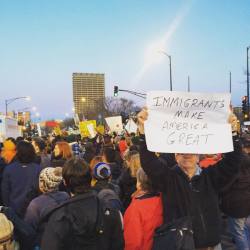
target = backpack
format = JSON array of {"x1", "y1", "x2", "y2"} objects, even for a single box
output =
[
  {"x1": 97, "y1": 189, "x2": 123, "y2": 212},
  {"x1": 0, "y1": 212, "x2": 14, "y2": 250}
]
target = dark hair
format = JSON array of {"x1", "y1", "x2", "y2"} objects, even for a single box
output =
[
  {"x1": 33, "y1": 137, "x2": 46, "y2": 152},
  {"x1": 129, "y1": 145, "x2": 139, "y2": 152},
  {"x1": 103, "y1": 135, "x2": 112, "y2": 145},
  {"x1": 16, "y1": 141, "x2": 36, "y2": 163},
  {"x1": 6, "y1": 137, "x2": 16, "y2": 145},
  {"x1": 63, "y1": 158, "x2": 92, "y2": 194},
  {"x1": 103, "y1": 147, "x2": 116, "y2": 163},
  {"x1": 15, "y1": 136, "x2": 24, "y2": 144}
]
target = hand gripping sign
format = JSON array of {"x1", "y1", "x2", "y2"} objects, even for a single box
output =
[{"x1": 145, "y1": 91, "x2": 233, "y2": 154}]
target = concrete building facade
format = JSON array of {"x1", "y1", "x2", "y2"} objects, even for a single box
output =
[{"x1": 72, "y1": 73, "x2": 105, "y2": 118}]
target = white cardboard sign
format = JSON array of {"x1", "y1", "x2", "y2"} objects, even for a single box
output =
[
  {"x1": 145, "y1": 91, "x2": 233, "y2": 154},
  {"x1": 87, "y1": 124, "x2": 97, "y2": 138},
  {"x1": 105, "y1": 116, "x2": 123, "y2": 133},
  {"x1": 125, "y1": 119, "x2": 138, "y2": 134}
]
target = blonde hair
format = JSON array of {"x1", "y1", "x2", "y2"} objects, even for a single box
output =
[
  {"x1": 136, "y1": 168, "x2": 153, "y2": 192},
  {"x1": 126, "y1": 152, "x2": 141, "y2": 177}
]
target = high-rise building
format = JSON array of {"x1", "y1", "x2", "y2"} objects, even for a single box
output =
[
  {"x1": 17, "y1": 111, "x2": 31, "y2": 125},
  {"x1": 72, "y1": 73, "x2": 105, "y2": 118}
]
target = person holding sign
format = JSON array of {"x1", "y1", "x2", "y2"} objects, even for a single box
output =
[{"x1": 137, "y1": 106, "x2": 242, "y2": 250}]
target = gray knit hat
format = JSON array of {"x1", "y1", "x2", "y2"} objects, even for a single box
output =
[{"x1": 39, "y1": 167, "x2": 62, "y2": 193}]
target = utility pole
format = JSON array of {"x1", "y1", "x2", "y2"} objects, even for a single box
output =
[
  {"x1": 247, "y1": 46, "x2": 250, "y2": 119},
  {"x1": 158, "y1": 51, "x2": 173, "y2": 91},
  {"x1": 187, "y1": 76, "x2": 190, "y2": 92}
]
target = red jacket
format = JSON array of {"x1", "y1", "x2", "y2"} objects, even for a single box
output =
[{"x1": 124, "y1": 193, "x2": 163, "y2": 250}]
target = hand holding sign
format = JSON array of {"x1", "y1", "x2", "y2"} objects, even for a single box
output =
[{"x1": 228, "y1": 112, "x2": 238, "y2": 132}]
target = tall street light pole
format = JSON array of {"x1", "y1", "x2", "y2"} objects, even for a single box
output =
[
  {"x1": 5, "y1": 96, "x2": 31, "y2": 116},
  {"x1": 247, "y1": 46, "x2": 250, "y2": 118},
  {"x1": 159, "y1": 51, "x2": 173, "y2": 91}
]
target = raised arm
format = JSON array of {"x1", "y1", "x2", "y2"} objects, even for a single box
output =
[{"x1": 137, "y1": 108, "x2": 174, "y2": 191}]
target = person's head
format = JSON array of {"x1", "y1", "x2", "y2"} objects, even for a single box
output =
[
  {"x1": 54, "y1": 141, "x2": 73, "y2": 159},
  {"x1": 16, "y1": 141, "x2": 36, "y2": 164},
  {"x1": 103, "y1": 135, "x2": 112, "y2": 146},
  {"x1": 92, "y1": 162, "x2": 111, "y2": 181},
  {"x1": 39, "y1": 167, "x2": 63, "y2": 193},
  {"x1": 175, "y1": 153, "x2": 199, "y2": 171},
  {"x1": 85, "y1": 142, "x2": 95, "y2": 153},
  {"x1": 16, "y1": 136, "x2": 24, "y2": 144},
  {"x1": 102, "y1": 147, "x2": 116, "y2": 163},
  {"x1": 125, "y1": 136, "x2": 132, "y2": 147},
  {"x1": 63, "y1": 158, "x2": 92, "y2": 195},
  {"x1": 136, "y1": 168, "x2": 153, "y2": 193},
  {"x1": 1, "y1": 139, "x2": 16, "y2": 164},
  {"x1": 32, "y1": 137, "x2": 46, "y2": 154},
  {"x1": 124, "y1": 150, "x2": 141, "y2": 177}
]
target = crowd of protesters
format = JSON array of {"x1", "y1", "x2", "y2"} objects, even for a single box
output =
[{"x1": 0, "y1": 110, "x2": 250, "y2": 250}]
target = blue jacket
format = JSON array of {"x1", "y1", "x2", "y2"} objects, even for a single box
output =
[{"x1": 1, "y1": 161, "x2": 42, "y2": 217}]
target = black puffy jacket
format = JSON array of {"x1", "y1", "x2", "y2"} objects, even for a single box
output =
[{"x1": 220, "y1": 153, "x2": 250, "y2": 218}]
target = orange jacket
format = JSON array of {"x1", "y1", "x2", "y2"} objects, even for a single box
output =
[{"x1": 124, "y1": 193, "x2": 163, "y2": 250}]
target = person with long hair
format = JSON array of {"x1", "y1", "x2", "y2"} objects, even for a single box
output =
[
  {"x1": 51, "y1": 141, "x2": 73, "y2": 167},
  {"x1": 119, "y1": 150, "x2": 141, "y2": 210},
  {"x1": 124, "y1": 168, "x2": 163, "y2": 250}
]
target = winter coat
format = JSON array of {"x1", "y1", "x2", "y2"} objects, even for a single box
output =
[
  {"x1": 24, "y1": 191, "x2": 70, "y2": 231},
  {"x1": 1, "y1": 161, "x2": 42, "y2": 217},
  {"x1": 124, "y1": 192, "x2": 163, "y2": 250},
  {"x1": 0, "y1": 157, "x2": 17, "y2": 205},
  {"x1": 139, "y1": 135, "x2": 242, "y2": 249},
  {"x1": 34, "y1": 153, "x2": 51, "y2": 169},
  {"x1": 109, "y1": 162, "x2": 122, "y2": 181},
  {"x1": 41, "y1": 191, "x2": 124, "y2": 250},
  {"x1": 220, "y1": 153, "x2": 250, "y2": 218},
  {"x1": 50, "y1": 157, "x2": 67, "y2": 168}
]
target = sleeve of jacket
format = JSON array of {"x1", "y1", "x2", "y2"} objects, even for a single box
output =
[
  {"x1": 1, "y1": 168, "x2": 10, "y2": 206},
  {"x1": 41, "y1": 211, "x2": 70, "y2": 250},
  {"x1": 139, "y1": 135, "x2": 173, "y2": 191},
  {"x1": 100, "y1": 208, "x2": 124, "y2": 250},
  {"x1": 205, "y1": 135, "x2": 243, "y2": 192},
  {"x1": 110, "y1": 210, "x2": 124, "y2": 250},
  {"x1": 24, "y1": 200, "x2": 40, "y2": 231},
  {"x1": 124, "y1": 201, "x2": 143, "y2": 250}
]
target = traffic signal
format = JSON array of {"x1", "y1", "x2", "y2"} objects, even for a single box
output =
[
  {"x1": 242, "y1": 96, "x2": 248, "y2": 120},
  {"x1": 114, "y1": 86, "x2": 118, "y2": 97}
]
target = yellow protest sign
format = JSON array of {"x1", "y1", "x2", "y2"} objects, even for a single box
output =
[
  {"x1": 96, "y1": 125, "x2": 105, "y2": 135},
  {"x1": 53, "y1": 126, "x2": 62, "y2": 136},
  {"x1": 79, "y1": 120, "x2": 96, "y2": 137}
]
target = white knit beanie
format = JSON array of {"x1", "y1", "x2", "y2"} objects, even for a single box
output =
[{"x1": 39, "y1": 167, "x2": 62, "y2": 193}]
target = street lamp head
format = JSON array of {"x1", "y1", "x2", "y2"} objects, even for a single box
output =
[{"x1": 158, "y1": 50, "x2": 171, "y2": 58}]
